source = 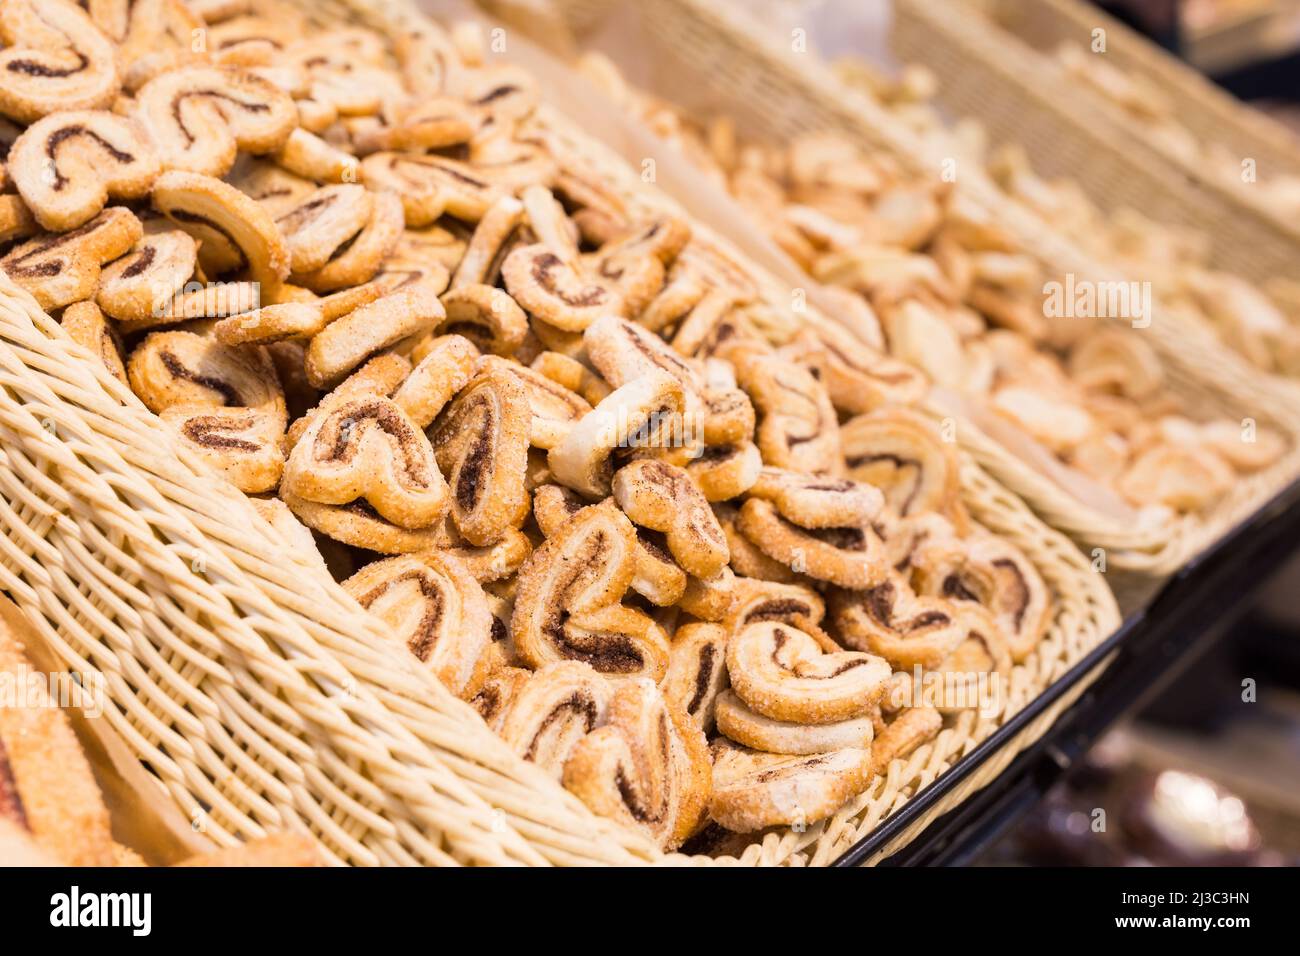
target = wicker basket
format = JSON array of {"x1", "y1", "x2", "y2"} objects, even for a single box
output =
[
  {"x1": 496, "y1": 0, "x2": 1300, "y2": 577},
  {"x1": 0, "y1": 0, "x2": 1119, "y2": 867},
  {"x1": 892, "y1": 0, "x2": 1300, "y2": 294}
]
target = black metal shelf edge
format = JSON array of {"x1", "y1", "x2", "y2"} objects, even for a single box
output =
[{"x1": 832, "y1": 476, "x2": 1300, "y2": 867}]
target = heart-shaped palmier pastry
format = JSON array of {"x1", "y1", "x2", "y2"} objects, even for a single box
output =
[
  {"x1": 159, "y1": 404, "x2": 285, "y2": 494},
  {"x1": 342, "y1": 551, "x2": 494, "y2": 699},
  {"x1": 829, "y1": 572, "x2": 968, "y2": 669},
  {"x1": 281, "y1": 392, "x2": 449, "y2": 530},
  {"x1": 470, "y1": 665, "x2": 532, "y2": 733},
  {"x1": 732, "y1": 346, "x2": 843, "y2": 476},
  {"x1": 2, "y1": 206, "x2": 141, "y2": 310},
  {"x1": 585, "y1": 315, "x2": 707, "y2": 420},
  {"x1": 562, "y1": 677, "x2": 710, "y2": 851},
  {"x1": 475, "y1": 355, "x2": 592, "y2": 450},
  {"x1": 735, "y1": 497, "x2": 889, "y2": 590},
  {"x1": 270, "y1": 127, "x2": 361, "y2": 184},
  {"x1": 532, "y1": 483, "x2": 687, "y2": 608},
  {"x1": 928, "y1": 604, "x2": 1012, "y2": 715},
  {"x1": 708, "y1": 738, "x2": 873, "y2": 833},
  {"x1": 95, "y1": 227, "x2": 198, "y2": 324},
  {"x1": 548, "y1": 370, "x2": 688, "y2": 499},
  {"x1": 292, "y1": 191, "x2": 404, "y2": 293},
  {"x1": 361, "y1": 153, "x2": 505, "y2": 226},
  {"x1": 611, "y1": 459, "x2": 728, "y2": 578},
  {"x1": 280, "y1": 492, "x2": 442, "y2": 555},
  {"x1": 497, "y1": 661, "x2": 613, "y2": 778},
  {"x1": 152, "y1": 171, "x2": 289, "y2": 288},
  {"x1": 126, "y1": 329, "x2": 285, "y2": 424},
  {"x1": 135, "y1": 65, "x2": 297, "y2": 177},
  {"x1": 799, "y1": 315, "x2": 928, "y2": 414},
  {"x1": 502, "y1": 243, "x2": 625, "y2": 332},
  {"x1": 725, "y1": 578, "x2": 829, "y2": 638},
  {"x1": 303, "y1": 279, "x2": 445, "y2": 388},
  {"x1": 429, "y1": 367, "x2": 530, "y2": 547},
  {"x1": 0, "y1": 0, "x2": 119, "y2": 124},
  {"x1": 911, "y1": 532, "x2": 1051, "y2": 663},
  {"x1": 438, "y1": 285, "x2": 529, "y2": 357},
  {"x1": 841, "y1": 409, "x2": 964, "y2": 524},
  {"x1": 685, "y1": 441, "x2": 763, "y2": 501},
  {"x1": 714, "y1": 690, "x2": 875, "y2": 756},
  {"x1": 9, "y1": 110, "x2": 159, "y2": 231},
  {"x1": 726, "y1": 620, "x2": 891, "y2": 725},
  {"x1": 511, "y1": 499, "x2": 670, "y2": 682},
  {"x1": 747, "y1": 467, "x2": 884, "y2": 529},
  {"x1": 276, "y1": 184, "x2": 374, "y2": 275},
  {"x1": 661, "y1": 622, "x2": 729, "y2": 733},
  {"x1": 390, "y1": 334, "x2": 478, "y2": 429}
]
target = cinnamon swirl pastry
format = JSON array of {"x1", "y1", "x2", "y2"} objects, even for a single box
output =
[
  {"x1": 135, "y1": 65, "x2": 297, "y2": 177},
  {"x1": 475, "y1": 355, "x2": 593, "y2": 450},
  {"x1": 611, "y1": 460, "x2": 728, "y2": 578},
  {"x1": 152, "y1": 170, "x2": 289, "y2": 288},
  {"x1": 95, "y1": 228, "x2": 198, "y2": 324},
  {"x1": 747, "y1": 467, "x2": 884, "y2": 529},
  {"x1": 0, "y1": 0, "x2": 119, "y2": 124},
  {"x1": 912, "y1": 532, "x2": 1051, "y2": 663},
  {"x1": 9, "y1": 110, "x2": 159, "y2": 231},
  {"x1": 390, "y1": 335, "x2": 478, "y2": 430},
  {"x1": 126, "y1": 329, "x2": 286, "y2": 425},
  {"x1": 685, "y1": 441, "x2": 763, "y2": 501},
  {"x1": 708, "y1": 739, "x2": 873, "y2": 833},
  {"x1": 361, "y1": 152, "x2": 505, "y2": 226},
  {"x1": 931, "y1": 605, "x2": 1011, "y2": 715},
  {"x1": 511, "y1": 499, "x2": 670, "y2": 681},
  {"x1": 2, "y1": 206, "x2": 141, "y2": 310},
  {"x1": 547, "y1": 370, "x2": 687, "y2": 499},
  {"x1": 471, "y1": 665, "x2": 532, "y2": 733},
  {"x1": 498, "y1": 661, "x2": 613, "y2": 777},
  {"x1": 562, "y1": 677, "x2": 711, "y2": 850},
  {"x1": 303, "y1": 280, "x2": 444, "y2": 388},
  {"x1": 726, "y1": 579, "x2": 828, "y2": 638},
  {"x1": 532, "y1": 483, "x2": 687, "y2": 607},
  {"x1": 281, "y1": 393, "x2": 449, "y2": 530},
  {"x1": 840, "y1": 409, "x2": 963, "y2": 523},
  {"x1": 735, "y1": 498, "x2": 888, "y2": 590},
  {"x1": 726, "y1": 621, "x2": 891, "y2": 725},
  {"x1": 342, "y1": 551, "x2": 493, "y2": 698},
  {"x1": 869, "y1": 705, "x2": 943, "y2": 778},
  {"x1": 661, "y1": 622, "x2": 730, "y2": 732},
  {"x1": 281, "y1": 492, "x2": 442, "y2": 554},
  {"x1": 829, "y1": 573, "x2": 968, "y2": 669},
  {"x1": 732, "y1": 346, "x2": 842, "y2": 476},
  {"x1": 501, "y1": 242, "x2": 625, "y2": 332},
  {"x1": 714, "y1": 689, "x2": 875, "y2": 755},
  {"x1": 160, "y1": 404, "x2": 285, "y2": 493},
  {"x1": 439, "y1": 285, "x2": 529, "y2": 357},
  {"x1": 429, "y1": 368, "x2": 531, "y2": 547},
  {"x1": 585, "y1": 314, "x2": 706, "y2": 419}
]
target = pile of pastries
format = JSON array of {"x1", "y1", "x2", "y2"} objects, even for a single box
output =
[
  {"x1": 576, "y1": 52, "x2": 1288, "y2": 518},
  {"x1": 834, "y1": 55, "x2": 1300, "y2": 380},
  {"x1": 0, "y1": 0, "x2": 1057, "y2": 855},
  {"x1": 1053, "y1": 42, "x2": 1300, "y2": 221}
]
